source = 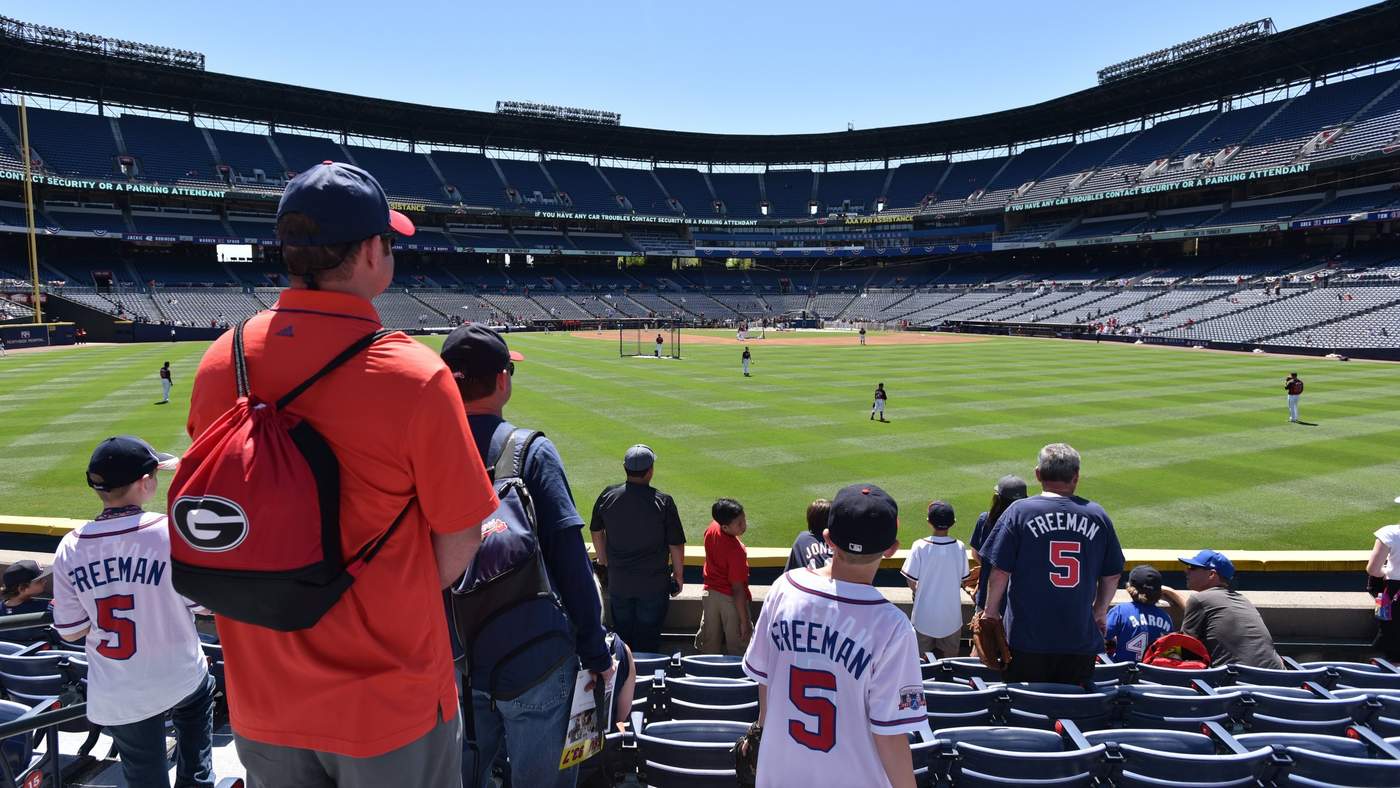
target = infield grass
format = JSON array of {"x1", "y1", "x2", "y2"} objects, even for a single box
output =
[{"x1": 2, "y1": 332, "x2": 1397, "y2": 552}]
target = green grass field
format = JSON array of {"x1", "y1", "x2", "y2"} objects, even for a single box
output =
[{"x1": 2, "y1": 332, "x2": 1398, "y2": 552}]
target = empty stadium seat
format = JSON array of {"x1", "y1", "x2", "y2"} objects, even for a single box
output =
[
  {"x1": 1118, "y1": 684, "x2": 1239, "y2": 731},
  {"x1": 678, "y1": 655, "x2": 745, "y2": 680},
  {"x1": 1003, "y1": 685, "x2": 1116, "y2": 731},
  {"x1": 935, "y1": 725, "x2": 1105, "y2": 787},
  {"x1": 1241, "y1": 690, "x2": 1370, "y2": 736},
  {"x1": 1280, "y1": 745, "x2": 1400, "y2": 786},
  {"x1": 922, "y1": 682, "x2": 1001, "y2": 728},
  {"x1": 1135, "y1": 663, "x2": 1233, "y2": 687},
  {"x1": 1232, "y1": 663, "x2": 1334, "y2": 689},
  {"x1": 631, "y1": 713, "x2": 745, "y2": 788}
]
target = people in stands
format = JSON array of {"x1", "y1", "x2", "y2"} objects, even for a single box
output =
[
  {"x1": 589, "y1": 445, "x2": 686, "y2": 653},
  {"x1": 0, "y1": 559, "x2": 52, "y2": 644},
  {"x1": 1367, "y1": 522, "x2": 1400, "y2": 659},
  {"x1": 902, "y1": 501, "x2": 968, "y2": 658},
  {"x1": 785, "y1": 498, "x2": 834, "y2": 572},
  {"x1": 440, "y1": 323, "x2": 612, "y2": 788},
  {"x1": 1104, "y1": 565, "x2": 1184, "y2": 662},
  {"x1": 967, "y1": 475, "x2": 1028, "y2": 613},
  {"x1": 52, "y1": 436, "x2": 215, "y2": 788},
  {"x1": 186, "y1": 162, "x2": 498, "y2": 784},
  {"x1": 743, "y1": 484, "x2": 926, "y2": 788},
  {"x1": 696, "y1": 498, "x2": 752, "y2": 656},
  {"x1": 982, "y1": 444, "x2": 1124, "y2": 685},
  {"x1": 1179, "y1": 549, "x2": 1284, "y2": 668}
]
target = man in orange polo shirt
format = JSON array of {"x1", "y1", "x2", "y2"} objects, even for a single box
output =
[
  {"x1": 186, "y1": 161, "x2": 498, "y2": 786},
  {"x1": 695, "y1": 498, "x2": 753, "y2": 655}
]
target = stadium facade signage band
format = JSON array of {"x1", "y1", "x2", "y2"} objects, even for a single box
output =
[
  {"x1": 530, "y1": 209, "x2": 758, "y2": 226},
  {"x1": 1004, "y1": 163, "x2": 1313, "y2": 212},
  {"x1": 0, "y1": 169, "x2": 227, "y2": 198}
]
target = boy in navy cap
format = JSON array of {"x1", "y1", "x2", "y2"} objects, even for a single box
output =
[
  {"x1": 901, "y1": 501, "x2": 969, "y2": 658},
  {"x1": 742, "y1": 484, "x2": 926, "y2": 788},
  {"x1": 51, "y1": 436, "x2": 216, "y2": 788},
  {"x1": 0, "y1": 559, "x2": 52, "y2": 644},
  {"x1": 1180, "y1": 549, "x2": 1283, "y2": 668},
  {"x1": 1103, "y1": 565, "x2": 1183, "y2": 662}
]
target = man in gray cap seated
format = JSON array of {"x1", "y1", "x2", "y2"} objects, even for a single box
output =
[{"x1": 590, "y1": 445, "x2": 686, "y2": 653}]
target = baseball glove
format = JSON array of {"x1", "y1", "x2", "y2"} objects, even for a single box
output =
[
  {"x1": 970, "y1": 611, "x2": 1012, "y2": 672},
  {"x1": 961, "y1": 565, "x2": 981, "y2": 593},
  {"x1": 734, "y1": 721, "x2": 762, "y2": 786}
]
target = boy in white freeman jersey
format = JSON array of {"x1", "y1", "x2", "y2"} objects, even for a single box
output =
[
  {"x1": 52, "y1": 436, "x2": 215, "y2": 788},
  {"x1": 742, "y1": 483, "x2": 927, "y2": 788},
  {"x1": 901, "y1": 501, "x2": 969, "y2": 658}
]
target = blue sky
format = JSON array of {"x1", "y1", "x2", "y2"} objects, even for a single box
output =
[{"x1": 8, "y1": 0, "x2": 1375, "y2": 134}]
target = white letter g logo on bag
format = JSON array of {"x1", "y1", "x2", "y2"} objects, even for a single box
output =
[{"x1": 172, "y1": 496, "x2": 249, "y2": 552}]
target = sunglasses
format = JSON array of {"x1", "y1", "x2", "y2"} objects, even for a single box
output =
[
  {"x1": 506, "y1": 361, "x2": 515, "y2": 376},
  {"x1": 379, "y1": 232, "x2": 396, "y2": 250}
]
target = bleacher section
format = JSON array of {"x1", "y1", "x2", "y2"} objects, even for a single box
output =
[
  {"x1": 883, "y1": 161, "x2": 947, "y2": 210},
  {"x1": 207, "y1": 129, "x2": 285, "y2": 183},
  {"x1": 602, "y1": 167, "x2": 676, "y2": 215},
  {"x1": 546, "y1": 160, "x2": 620, "y2": 213},
  {"x1": 117, "y1": 115, "x2": 218, "y2": 184},
  {"x1": 762, "y1": 170, "x2": 814, "y2": 218},
  {"x1": 272, "y1": 133, "x2": 346, "y2": 175},
  {"x1": 7, "y1": 106, "x2": 120, "y2": 179},
  {"x1": 709, "y1": 173, "x2": 762, "y2": 218},
  {"x1": 1222, "y1": 72, "x2": 1398, "y2": 174},
  {"x1": 432, "y1": 152, "x2": 511, "y2": 208},
  {"x1": 655, "y1": 168, "x2": 717, "y2": 216},
  {"x1": 344, "y1": 146, "x2": 445, "y2": 202},
  {"x1": 817, "y1": 169, "x2": 887, "y2": 214},
  {"x1": 495, "y1": 158, "x2": 559, "y2": 206}
]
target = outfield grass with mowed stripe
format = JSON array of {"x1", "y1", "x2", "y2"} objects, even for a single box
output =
[{"x1": 2, "y1": 332, "x2": 1397, "y2": 552}]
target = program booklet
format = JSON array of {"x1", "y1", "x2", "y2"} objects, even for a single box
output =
[{"x1": 558, "y1": 666, "x2": 616, "y2": 770}]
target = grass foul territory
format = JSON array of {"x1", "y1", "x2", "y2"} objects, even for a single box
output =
[{"x1": 1, "y1": 331, "x2": 1397, "y2": 552}]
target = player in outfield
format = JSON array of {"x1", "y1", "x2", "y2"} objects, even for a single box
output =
[
  {"x1": 743, "y1": 484, "x2": 927, "y2": 788},
  {"x1": 1285, "y1": 372, "x2": 1304, "y2": 422},
  {"x1": 871, "y1": 383, "x2": 888, "y2": 422},
  {"x1": 742, "y1": 346, "x2": 752, "y2": 376},
  {"x1": 53, "y1": 436, "x2": 215, "y2": 788}
]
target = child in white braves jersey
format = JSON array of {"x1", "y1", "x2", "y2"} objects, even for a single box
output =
[
  {"x1": 742, "y1": 483, "x2": 928, "y2": 788},
  {"x1": 52, "y1": 436, "x2": 215, "y2": 788}
]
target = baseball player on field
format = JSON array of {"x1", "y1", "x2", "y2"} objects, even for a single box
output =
[
  {"x1": 1285, "y1": 372, "x2": 1304, "y2": 423},
  {"x1": 159, "y1": 361, "x2": 173, "y2": 404},
  {"x1": 742, "y1": 484, "x2": 928, "y2": 788},
  {"x1": 871, "y1": 383, "x2": 888, "y2": 422},
  {"x1": 654, "y1": 333, "x2": 664, "y2": 358},
  {"x1": 742, "y1": 346, "x2": 752, "y2": 377},
  {"x1": 859, "y1": 326, "x2": 867, "y2": 346},
  {"x1": 52, "y1": 436, "x2": 215, "y2": 788}
]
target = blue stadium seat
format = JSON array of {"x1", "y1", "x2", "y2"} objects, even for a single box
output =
[
  {"x1": 678, "y1": 655, "x2": 745, "y2": 680},
  {"x1": 940, "y1": 657, "x2": 1004, "y2": 684},
  {"x1": 1091, "y1": 659, "x2": 1135, "y2": 688},
  {"x1": 1241, "y1": 690, "x2": 1370, "y2": 736},
  {"x1": 1332, "y1": 668, "x2": 1400, "y2": 691},
  {"x1": 633, "y1": 713, "x2": 745, "y2": 788},
  {"x1": 1280, "y1": 746, "x2": 1400, "y2": 786},
  {"x1": 1118, "y1": 684, "x2": 1239, "y2": 731},
  {"x1": 1232, "y1": 663, "x2": 1334, "y2": 689},
  {"x1": 1135, "y1": 663, "x2": 1233, "y2": 688},
  {"x1": 923, "y1": 682, "x2": 1001, "y2": 728},
  {"x1": 945, "y1": 734, "x2": 1104, "y2": 786},
  {"x1": 632, "y1": 652, "x2": 672, "y2": 678},
  {"x1": 1003, "y1": 685, "x2": 1117, "y2": 731},
  {"x1": 663, "y1": 677, "x2": 756, "y2": 707},
  {"x1": 1082, "y1": 727, "x2": 1216, "y2": 754},
  {"x1": 1235, "y1": 732, "x2": 1370, "y2": 757},
  {"x1": 1112, "y1": 745, "x2": 1277, "y2": 788}
]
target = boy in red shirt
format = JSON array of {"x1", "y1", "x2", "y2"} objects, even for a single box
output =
[{"x1": 696, "y1": 498, "x2": 752, "y2": 655}]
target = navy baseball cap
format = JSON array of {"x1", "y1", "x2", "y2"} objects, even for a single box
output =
[
  {"x1": 995, "y1": 475, "x2": 1029, "y2": 500},
  {"x1": 86, "y1": 436, "x2": 178, "y2": 492},
  {"x1": 828, "y1": 484, "x2": 899, "y2": 555},
  {"x1": 1179, "y1": 549, "x2": 1235, "y2": 581},
  {"x1": 927, "y1": 500, "x2": 955, "y2": 529},
  {"x1": 2, "y1": 560, "x2": 42, "y2": 589},
  {"x1": 440, "y1": 323, "x2": 524, "y2": 380},
  {"x1": 277, "y1": 161, "x2": 415, "y2": 246},
  {"x1": 1128, "y1": 564, "x2": 1163, "y2": 594},
  {"x1": 624, "y1": 445, "x2": 655, "y2": 473}
]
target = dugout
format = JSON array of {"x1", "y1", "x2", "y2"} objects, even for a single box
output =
[{"x1": 618, "y1": 319, "x2": 682, "y2": 359}]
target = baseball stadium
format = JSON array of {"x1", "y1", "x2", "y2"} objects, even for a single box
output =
[{"x1": 2, "y1": 2, "x2": 1400, "y2": 785}]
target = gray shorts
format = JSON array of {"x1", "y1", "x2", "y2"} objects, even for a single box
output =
[{"x1": 235, "y1": 711, "x2": 462, "y2": 788}]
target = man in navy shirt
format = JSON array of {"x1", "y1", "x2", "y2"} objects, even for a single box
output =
[
  {"x1": 442, "y1": 324, "x2": 611, "y2": 788},
  {"x1": 983, "y1": 443, "x2": 1123, "y2": 686}
]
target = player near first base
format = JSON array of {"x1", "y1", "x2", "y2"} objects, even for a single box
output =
[
  {"x1": 742, "y1": 346, "x2": 752, "y2": 376},
  {"x1": 743, "y1": 483, "x2": 927, "y2": 788},
  {"x1": 859, "y1": 326, "x2": 867, "y2": 345},
  {"x1": 871, "y1": 383, "x2": 888, "y2": 422}
]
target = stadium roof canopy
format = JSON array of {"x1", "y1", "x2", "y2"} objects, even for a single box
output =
[{"x1": 3, "y1": 3, "x2": 1400, "y2": 165}]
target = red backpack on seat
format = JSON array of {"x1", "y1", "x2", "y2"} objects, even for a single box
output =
[
  {"x1": 167, "y1": 320, "x2": 408, "y2": 631},
  {"x1": 1141, "y1": 632, "x2": 1210, "y2": 670}
]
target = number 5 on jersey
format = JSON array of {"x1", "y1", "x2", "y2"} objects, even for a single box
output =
[
  {"x1": 96, "y1": 594, "x2": 137, "y2": 660},
  {"x1": 1049, "y1": 541, "x2": 1081, "y2": 588},
  {"x1": 788, "y1": 666, "x2": 837, "y2": 752}
]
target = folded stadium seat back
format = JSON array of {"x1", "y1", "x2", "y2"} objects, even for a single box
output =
[
  {"x1": 666, "y1": 698, "x2": 758, "y2": 723},
  {"x1": 1082, "y1": 728, "x2": 1217, "y2": 754},
  {"x1": 1135, "y1": 663, "x2": 1233, "y2": 688},
  {"x1": 921, "y1": 653, "x2": 941, "y2": 681},
  {"x1": 1119, "y1": 685, "x2": 1240, "y2": 731},
  {"x1": 1231, "y1": 664, "x2": 1334, "y2": 690},
  {"x1": 908, "y1": 733, "x2": 939, "y2": 783},
  {"x1": 678, "y1": 655, "x2": 745, "y2": 680},
  {"x1": 1331, "y1": 668, "x2": 1400, "y2": 692},
  {"x1": 632, "y1": 652, "x2": 672, "y2": 679},
  {"x1": 0, "y1": 644, "x2": 28, "y2": 657},
  {"x1": 634, "y1": 714, "x2": 746, "y2": 788},
  {"x1": 1280, "y1": 746, "x2": 1400, "y2": 787},
  {"x1": 1234, "y1": 732, "x2": 1370, "y2": 758},
  {"x1": 1111, "y1": 744, "x2": 1279, "y2": 788},
  {"x1": 1240, "y1": 691, "x2": 1369, "y2": 736},
  {"x1": 952, "y1": 741, "x2": 1106, "y2": 787},
  {"x1": 941, "y1": 658, "x2": 1005, "y2": 684},
  {"x1": 1092, "y1": 660, "x2": 1136, "y2": 689},
  {"x1": 0, "y1": 655, "x2": 69, "y2": 679},
  {"x1": 923, "y1": 683, "x2": 1001, "y2": 728},
  {"x1": 0, "y1": 698, "x2": 38, "y2": 784},
  {"x1": 664, "y1": 677, "x2": 757, "y2": 707},
  {"x1": 1003, "y1": 686, "x2": 1118, "y2": 731}
]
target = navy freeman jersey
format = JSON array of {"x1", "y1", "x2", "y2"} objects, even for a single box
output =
[
  {"x1": 986, "y1": 494, "x2": 1125, "y2": 654},
  {"x1": 743, "y1": 569, "x2": 929, "y2": 788}
]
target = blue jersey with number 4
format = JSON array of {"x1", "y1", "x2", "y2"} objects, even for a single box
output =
[
  {"x1": 1104, "y1": 601, "x2": 1174, "y2": 662},
  {"x1": 985, "y1": 494, "x2": 1125, "y2": 655}
]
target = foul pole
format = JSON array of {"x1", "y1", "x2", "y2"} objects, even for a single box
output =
[{"x1": 19, "y1": 96, "x2": 42, "y2": 323}]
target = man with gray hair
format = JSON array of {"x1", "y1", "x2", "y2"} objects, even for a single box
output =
[
  {"x1": 981, "y1": 443, "x2": 1124, "y2": 685},
  {"x1": 590, "y1": 445, "x2": 687, "y2": 652}
]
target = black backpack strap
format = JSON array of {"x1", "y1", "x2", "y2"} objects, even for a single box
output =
[
  {"x1": 490, "y1": 428, "x2": 545, "y2": 482},
  {"x1": 232, "y1": 319, "x2": 253, "y2": 398},
  {"x1": 276, "y1": 329, "x2": 397, "y2": 410}
]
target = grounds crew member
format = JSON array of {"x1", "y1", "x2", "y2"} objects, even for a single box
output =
[
  {"x1": 186, "y1": 162, "x2": 499, "y2": 785},
  {"x1": 441, "y1": 323, "x2": 612, "y2": 788},
  {"x1": 590, "y1": 445, "x2": 685, "y2": 653}
]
